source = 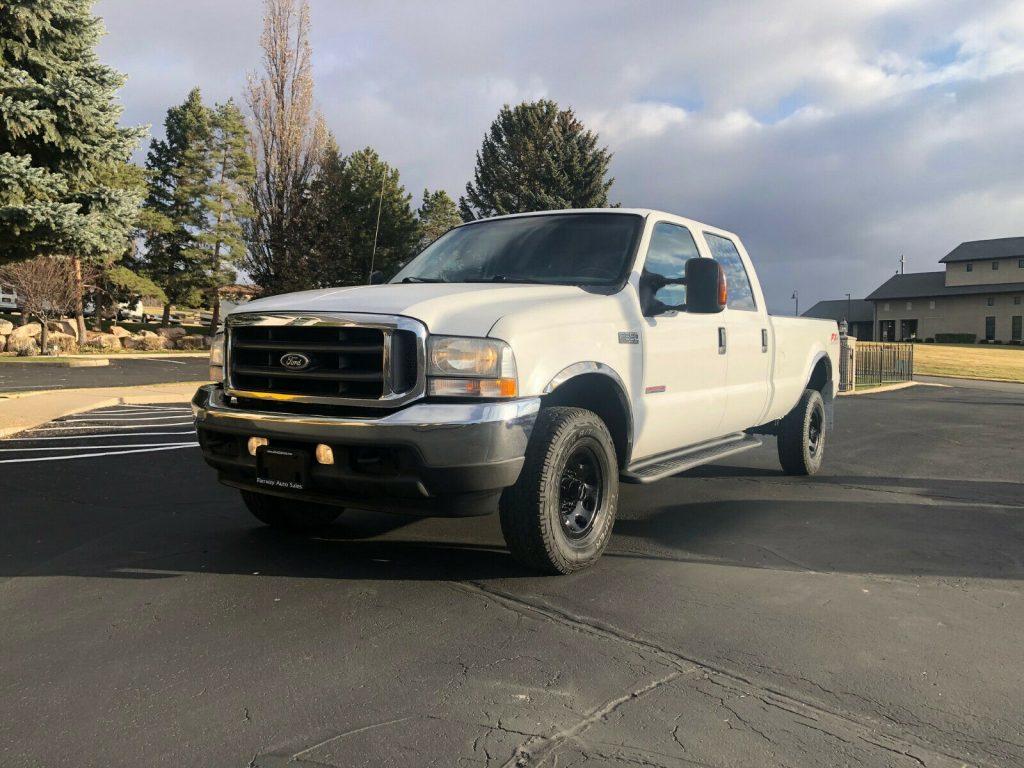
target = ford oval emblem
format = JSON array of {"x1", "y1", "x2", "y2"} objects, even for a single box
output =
[{"x1": 279, "y1": 352, "x2": 311, "y2": 371}]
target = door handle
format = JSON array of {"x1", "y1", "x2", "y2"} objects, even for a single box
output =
[
  {"x1": 761, "y1": 328, "x2": 768, "y2": 353},
  {"x1": 718, "y1": 327, "x2": 727, "y2": 354}
]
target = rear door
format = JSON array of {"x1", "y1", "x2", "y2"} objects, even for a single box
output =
[
  {"x1": 703, "y1": 232, "x2": 772, "y2": 434},
  {"x1": 632, "y1": 220, "x2": 729, "y2": 459}
]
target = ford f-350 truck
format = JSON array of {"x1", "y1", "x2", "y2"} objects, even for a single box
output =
[{"x1": 193, "y1": 209, "x2": 838, "y2": 574}]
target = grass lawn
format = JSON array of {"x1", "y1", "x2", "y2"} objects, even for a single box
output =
[{"x1": 913, "y1": 343, "x2": 1024, "y2": 382}]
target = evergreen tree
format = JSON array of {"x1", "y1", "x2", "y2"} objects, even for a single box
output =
[
  {"x1": 301, "y1": 143, "x2": 418, "y2": 287},
  {"x1": 459, "y1": 99, "x2": 614, "y2": 220},
  {"x1": 416, "y1": 189, "x2": 461, "y2": 249},
  {"x1": 0, "y1": 0, "x2": 145, "y2": 336},
  {"x1": 200, "y1": 99, "x2": 254, "y2": 330},
  {"x1": 140, "y1": 88, "x2": 213, "y2": 325}
]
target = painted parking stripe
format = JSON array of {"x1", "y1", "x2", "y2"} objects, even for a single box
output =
[
  {"x1": 0, "y1": 443, "x2": 199, "y2": 464},
  {"x1": 27, "y1": 421, "x2": 194, "y2": 432},
  {"x1": 0, "y1": 430, "x2": 195, "y2": 442},
  {"x1": 63, "y1": 414, "x2": 193, "y2": 422},
  {"x1": 0, "y1": 441, "x2": 201, "y2": 452}
]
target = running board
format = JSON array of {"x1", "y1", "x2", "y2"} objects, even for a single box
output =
[{"x1": 621, "y1": 434, "x2": 763, "y2": 484}]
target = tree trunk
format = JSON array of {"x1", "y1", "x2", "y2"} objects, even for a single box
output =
[
  {"x1": 209, "y1": 296, "x2": 220, "y2": 334},
  {"x1": 161, "y1": 302, "x2": 171, "y2": 327},
  {"x1": 39, "y1": 316, "x2": 49, "y2": 356},
  {"x1": 71, "y1": 255, "x2": 87, "y2": 341}
]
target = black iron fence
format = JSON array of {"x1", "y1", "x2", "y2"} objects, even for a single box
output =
[{"x1": 853, "y1": 341, "x2": 914, "y2": 387}]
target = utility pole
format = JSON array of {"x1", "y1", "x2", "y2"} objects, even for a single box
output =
[
  {"x1": 845, "y1": 292, "x2": 851, "y2": 323},
  {"x1": 899, "y1": 254, "x2": 905, "y2": 274},
  {"x1": 792, "y1": 290, "x2": 799, "y2": 316}
]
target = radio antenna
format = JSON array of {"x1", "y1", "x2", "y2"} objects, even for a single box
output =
[{"x1": 368, "y1": 166, "x2": 386, "y2": 283}]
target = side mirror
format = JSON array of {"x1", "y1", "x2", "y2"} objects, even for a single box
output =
[
  {"x1": 685, "y1": 257, "x2": 726, "y2": 313},
  {"x1": 369, "y1": 270, "x2": 386, "y2": 285}
]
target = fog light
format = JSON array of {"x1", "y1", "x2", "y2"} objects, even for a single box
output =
[
  {"x1": 247, "y1": 436, "x2": 269, "y2": 456},
  {"x1": 315, "y1": 444, "x2": 335, "y2": 465}
]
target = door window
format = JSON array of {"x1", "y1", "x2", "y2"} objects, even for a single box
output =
[
  {"x1": 1012, "y1": 316, "x2": 1022, "y2": 341},
  {"x1": 704, "y1": 233, "x2": 757, "y2": 310},
  {"x1": 642, "y1": 222, "x2": 699, "y2": 307},
  {"x1": 985, "y1": 316, "x2": 996, "y2": 340}
]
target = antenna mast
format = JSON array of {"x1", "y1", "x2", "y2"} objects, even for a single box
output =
[{"x1": 368, "y1": 166, "x2": 387, "y2": 283}]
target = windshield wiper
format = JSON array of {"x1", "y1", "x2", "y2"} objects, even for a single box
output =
[
  {"x1": 400, "y1": 276, "x2": 446, "y2": 283},
  {"x1": 463, "y1": 275, "x2": 548, "y2": 284}
]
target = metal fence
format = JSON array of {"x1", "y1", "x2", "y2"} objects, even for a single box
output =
[{"x1": 854, "y1": 341, "x2": 914, "y2": 387}]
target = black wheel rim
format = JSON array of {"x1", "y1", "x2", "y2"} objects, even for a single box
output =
[
  {"x1": 558, "y1": 445, "x2": 604, "y2": 540},
  {"x1": 807, "y1": 405, "x2": 824, "y2": 456}
]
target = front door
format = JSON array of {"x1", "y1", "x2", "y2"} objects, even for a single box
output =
[
  {"x1": 632, "y1": 221, "x2": 728, "y2": 459},
  {"x1": 704, "y1": 232, "x2": 772, "y2": 434}
]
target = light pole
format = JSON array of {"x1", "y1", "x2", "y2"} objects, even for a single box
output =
[
  {"x1": 845, "y1": 292, "x2": 851, "y2": 323},
  {"x1": 791, "y1": 290, "x2": 799, "y2": 316}
]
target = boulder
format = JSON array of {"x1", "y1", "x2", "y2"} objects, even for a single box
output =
[
  {"x1": 175, "y1": 334, "x2": 208, "y2": 350},
  {"x1": 0, "y1": 319, "x2": 13, "y2": 335},
  {"x1": 49, "y1": 319, "x2": 79, "y2": 340},
  {"x1": 9, "y1": 322, "x2": 41, "y2": 341},
  {"x1": 0, "y1": 335, "x2": 6, "y2": 353},
  {"x1": 139, "y1": 329, "x2": 159, "y2": 338},
  {"x1": 45, "y1": 331, "x2": 78, "y2": 355},
  {"x1": 108, "y1": 325, "x2": 132, "y2": 338},
  {"x1": 123, "y1": 334, "x2": 168, "y2": 351},
  {"x1": 155, "y1": 326, "x2": 186, "y2": 340},
  {"x1": 9, "y1": 336, "x2": 39, "y2": 356},
  {"x1": 82, "y1": 332, "x2": 122, "y2": 351}
]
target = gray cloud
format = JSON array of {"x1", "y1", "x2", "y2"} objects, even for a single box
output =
[{"x1": 97, "y1": 0, "x2": 1024, "y2": 311}]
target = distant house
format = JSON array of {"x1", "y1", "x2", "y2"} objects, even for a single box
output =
[
  {"x1": 866, "y1": 237, "x2": 1024, "y2": 342},
  {"x1": 802, "y1": 299, "x2": 874, "y2": 340}
]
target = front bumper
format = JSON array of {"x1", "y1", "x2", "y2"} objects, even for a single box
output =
[{"x1": 192, "y1": 385, "x2": 539, "y2": 516}]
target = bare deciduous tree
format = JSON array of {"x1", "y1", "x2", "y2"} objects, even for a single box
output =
[
  {"x1": 0, "y1": 257, "x2": 83, "y2": 354},
  {"x1": 244, "y1": 0, "x2": 327, "y2": 293}
]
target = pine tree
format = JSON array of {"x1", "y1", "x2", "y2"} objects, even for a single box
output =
[
  {"x1": 140, "y1": 88, "x2": 213, "y2": 325},
  {"x1": 459, "y1": 100, "x2": 614, "y2": 220},
  {"x1": 416, "y1": 189, "x2": 461, "y2": 249},
  {"x1": 0, "y1": 0, "x2": 145, "y2": 337},
  {"x1": 200, "y1": 99, "x2": 254, "y2": 330},
  {"x1": 300, "y1": 143, "x2": 419, "y2": 287}
]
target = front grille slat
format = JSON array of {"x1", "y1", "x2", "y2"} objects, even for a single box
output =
[
  {"x1": 232, "y1": 340, "x2": 381, "y2": 354},
  {"x1": 233, "y1": 365, "x2": 383, "y2": 382}
]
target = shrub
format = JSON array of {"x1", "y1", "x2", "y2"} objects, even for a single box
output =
[
  {"x1": 935, "y1": 333, "x2": 976, "y2": 344},
  {"x1": 924, "y1": 338, "x2": 934, "y2": 343}
]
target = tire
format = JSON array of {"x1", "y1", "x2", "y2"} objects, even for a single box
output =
[
  {"x1": 499, "y1": 407, "x2": 619, "y2": 575},
  {"x1": 777, "y1": 388, "x2": 826, "y2": 476},
  {"x1": 241, "y1": 490, "x2": 342, "y2": 531}
]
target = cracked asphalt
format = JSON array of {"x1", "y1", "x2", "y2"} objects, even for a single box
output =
[{"x1": 1, "y1": 382, "x2": 1022, "y2": 767}]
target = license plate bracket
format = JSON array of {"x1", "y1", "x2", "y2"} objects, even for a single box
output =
[{"x1": 256, "y1": 447, "x2": 310, "y2": 490}]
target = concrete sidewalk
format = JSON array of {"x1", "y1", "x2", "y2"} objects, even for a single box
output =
[{"x1": 0, "y1": 381, "x2": 204, "y2": 437}]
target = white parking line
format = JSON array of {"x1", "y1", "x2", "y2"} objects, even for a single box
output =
[
  {"x1": 0, "y1": 443, "x2": 199, "y2": 464},
  {"x1": 28, "y1": 421, "x2": 194, "y2": 432},
  {"x1": 0, "y1": 442, "x2": 200, "y2": 452},
  {"x1": 0, "y1": 430, "x2": 195, "y2": 442},
  {"x1": 63, "y1": 414, "x2": 193, "y2": 423}
]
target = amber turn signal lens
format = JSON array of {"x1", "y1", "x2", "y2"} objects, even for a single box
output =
[{"x1": 427, "y1": 377, "x2": 518, "y2": 398}]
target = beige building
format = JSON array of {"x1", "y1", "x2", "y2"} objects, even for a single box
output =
[{"x1": 867, "y1": 237, "x2": 1024, "y2": 343}]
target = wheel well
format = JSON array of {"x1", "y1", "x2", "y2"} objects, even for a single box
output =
[
  {"x1": 808, "y1": 356, "x2": 831, "y2": 392},
  {"x1": 542, "y1": 373, "x2": 632, "y2": 469}
]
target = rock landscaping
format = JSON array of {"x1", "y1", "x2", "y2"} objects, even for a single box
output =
[{"x1": 0, "y1": 320, "x2": 212, "y2": 357}]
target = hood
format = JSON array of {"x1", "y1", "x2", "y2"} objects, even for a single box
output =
[{"x1": 229, "y1": 282, "x2": 605, "y2": 337}]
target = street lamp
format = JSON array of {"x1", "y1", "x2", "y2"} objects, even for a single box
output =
[{"x1": 791, "y1": 290, "x2": 799, "y2": 316}]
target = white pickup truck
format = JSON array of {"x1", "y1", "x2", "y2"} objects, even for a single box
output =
[{"x1": 193, "y1": 209, "x2": 838, "y2": 574}]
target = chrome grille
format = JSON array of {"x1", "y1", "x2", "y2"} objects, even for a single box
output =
[{"x1": 225, "y1": 313, "x2": 426, "y2": 407}]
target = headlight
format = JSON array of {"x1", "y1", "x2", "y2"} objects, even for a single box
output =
[
  {"x1": 426, "y1": 336, "x2": 518, "y2": 398},
  {"x1": 209, "y1": 331, "x2": 225, "y2": 382}
]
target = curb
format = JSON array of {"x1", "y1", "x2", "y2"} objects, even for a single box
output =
[{"x1": 838, "y1": 380, "x2": 950, "y2": 396}]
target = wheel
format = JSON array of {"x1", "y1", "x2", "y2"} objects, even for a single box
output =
[
  {"x1": 499, "y1": 407, "x2": 619, "y2": 574},
  {"x1": 777, "y1": 388, "x2": 826, "y2": 476},
  {"x1": 240, "y1": 490, "x2": 342, "y2": 531}
]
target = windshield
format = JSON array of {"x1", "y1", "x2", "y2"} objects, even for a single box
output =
[{"x1": 392, "y1": 213, "x2": 643, "y2": 286}]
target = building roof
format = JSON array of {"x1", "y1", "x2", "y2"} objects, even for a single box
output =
[
  {"x1": 940, "y1": 236, "x2": 1024, "y2": 263},
  {"x1": 802, "y1": 299, "x2": 873, "y2": 322},
  {"x1": 866, "y1": 271, "x2": 1024, "y2": 300}
]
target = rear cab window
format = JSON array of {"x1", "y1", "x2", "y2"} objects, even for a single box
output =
[{"x1": 703, "y1": 232, "x2": 757, "y2": 311}]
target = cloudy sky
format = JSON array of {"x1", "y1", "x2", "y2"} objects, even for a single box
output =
[{"x1": 97, "y1": 0, "x2": 1024, "y2": 312}]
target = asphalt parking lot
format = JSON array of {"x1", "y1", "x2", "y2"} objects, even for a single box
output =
[
  {"x1": 1, "y1": 384, "x2": 1022, "y2": 768},
  {"x1": 0, "y1": 356, "x2": 209, "y2": 393}
]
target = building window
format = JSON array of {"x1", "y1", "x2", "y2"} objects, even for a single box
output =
[
  {"x1": 987, "y1": 297, "x2": 995, "y2": 306},
  {"x1": 906, "y1": 301, "x2": 912, "y2": 310},
  {"x1": 883, "y1": 302, "x2": 890, "y2": 311},
  {"x1": 1013, "y1": 316, "x2": 1023, "y2": 342},
  {"x1": 1019, "y1": 258, "x2": 1024, "y2": 268},
  {"x1": 992, "y1": 261, "x2": 999, "y2": 270},
  {"x1": 929, "y1": 300, "x2": 936, "y2": 309},
  {"x1": 879, "y1": 320, "x2": 895, "y2": 341},
  {"x1": 1016, "y1": 296, "x2": 1022, "y2": 305},
  {"x1": 985, "y1": 316, "x2": 996, "y2": 341},
  {"x1": 966, "y1": 263, "x2": 973, "y2": 272}
]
